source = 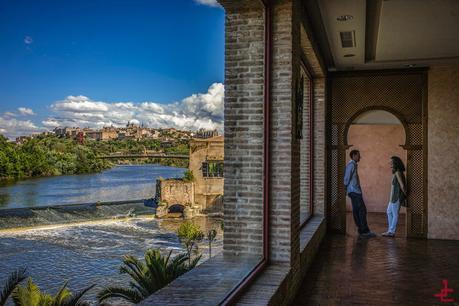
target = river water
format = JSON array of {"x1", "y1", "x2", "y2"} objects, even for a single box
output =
[
  {"x1": 0, "y1": 216, "x2": 223, "y2": 305},
  {"x1": 0, "y1": 164, "x2": 186, "y2": 209},
  {"x1": 0, "y1": 165, "x2": 222, "y2": 305}
]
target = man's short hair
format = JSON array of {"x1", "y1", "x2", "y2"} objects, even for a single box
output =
[{"x1": 350, "y1": 150, "x2": 360, "y2": 159}]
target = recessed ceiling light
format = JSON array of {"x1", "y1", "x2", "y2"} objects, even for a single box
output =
[
  {"x1": 405, "y1": 64, "x2": 416, "y2": 68},
  {"x1": 337, "y1": 15, "x2": 353, "y2": 21},
  {"x1": 344, "y1": 54, "x2": 355, "y2": 57}
]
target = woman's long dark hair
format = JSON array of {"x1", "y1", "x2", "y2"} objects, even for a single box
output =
[{"x1": 391, "y1": 156, "x2": 405, "y2": 173}]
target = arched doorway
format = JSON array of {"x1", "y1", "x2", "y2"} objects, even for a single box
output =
[
  {"x1": 327, "y1": 71, "x2": 428, "y2": 239},
  {"x1": 345, "y1": 110, "x2": 407, "y2": 236}
]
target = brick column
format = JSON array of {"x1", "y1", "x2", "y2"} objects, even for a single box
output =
[
  {"x1": 270, "y1": 0, "x2": 299, "y2": 264},
  {"x1": 220, "y1": 0, "x2": 266, "y2": 256}
]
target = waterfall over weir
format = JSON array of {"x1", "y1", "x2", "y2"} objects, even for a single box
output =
[{"x1": 0, "y1": 200, "x2": 157, "y2": 230}]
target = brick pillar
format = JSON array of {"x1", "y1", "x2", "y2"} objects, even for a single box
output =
[
  {"x1": 270, "y1": 0, "x2": 298, "y2": 264},
  {"x1": 220, "y1": 0, "x2": 266, "y2": 257}
]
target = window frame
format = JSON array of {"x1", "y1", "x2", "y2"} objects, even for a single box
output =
[{"x1": 202, "y1": 160, "x2": 224, "y2": 178}]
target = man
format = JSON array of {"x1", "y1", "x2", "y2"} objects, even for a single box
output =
[{"x1": 344, "y1": 150, "x2": 376, "y2": 238}]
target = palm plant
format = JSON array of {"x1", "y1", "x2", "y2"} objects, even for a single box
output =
[
  {"x1": 0, "y1": 267, "x2": 28, "y2": 306},
  {"x1": 10, "y1": 278, "x2": 94, "y2": 306},
  {"x1": 98, "y1": 249, "x2": 200, "y2": 304}
]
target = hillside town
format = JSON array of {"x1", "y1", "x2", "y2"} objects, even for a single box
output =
[{"x1": 14, "y1": 122, "x2": 211, "y2": 145}]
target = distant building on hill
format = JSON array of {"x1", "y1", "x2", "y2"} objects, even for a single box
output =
[{"x1": 195, "y1": 128, "x2": 219, "y2": 139}]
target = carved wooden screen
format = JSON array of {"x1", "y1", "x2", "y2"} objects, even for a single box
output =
[{"x1": 327, "y1": 71, "x2": 427, "y2": 238}]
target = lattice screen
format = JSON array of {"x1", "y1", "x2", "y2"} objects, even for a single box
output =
[
  {"x1": 407, "y1": 149, "x2": 425, "y2": 236},
  {"x1": 328, "y1": 72, "x2": 427, "y2": 238}
]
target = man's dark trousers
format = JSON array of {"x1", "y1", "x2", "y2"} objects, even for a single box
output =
[{"x1": 348, "y1": 192, "x2": 370, "y2": 234}]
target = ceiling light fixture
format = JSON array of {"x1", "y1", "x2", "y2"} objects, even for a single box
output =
[
  {"x1": 405, "y1": 64, "x2": 416, "y2": 68},
  {"x1": 337, "y1": 15, "x2": 353, "y2": 21},
  {"x1": 344, "y1": 54, "x2": 355, "y2": 57}
]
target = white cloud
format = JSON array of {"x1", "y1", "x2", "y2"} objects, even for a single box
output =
[
  {"x1": 194, "y1": 0, "x2": 221, "y2": 8},
  {"x1": 41, "y1": 119, "x2": 60, "y2": 128},
  {"x1": 0, "y1": 116, "x2": 42, "y2": 139},
  {"x1": 3, "y1": 112, "x2": 17, "y2": 118},
  {"x1": 43, "y1": 83, "x2": 224, "y2": 132},
  {"x1": 18, "y1": 107, "x2": 35, "y2": 116},
  {"x1": 24, "y1": 36, "x2": 33, "y2": 45},
  {"x1": 52, "y1": 96, "x2": 109, "y2": 112},
  {"x1": 0, "y1": 83, "x2": 225, "y2": 139},
  {"x1": 182, "y1": 82, "x2": 224, "y2": 118}
]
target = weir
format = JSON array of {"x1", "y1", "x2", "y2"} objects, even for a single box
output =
[{"x1": 0, "y1": 200, "x2": 157, "y2": 230}]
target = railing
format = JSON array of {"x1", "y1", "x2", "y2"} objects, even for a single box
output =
[{"x1": 97, "y1": 153, "x2": 189, "y2": 159}]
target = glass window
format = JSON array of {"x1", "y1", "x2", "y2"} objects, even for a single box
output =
[{"x1": 202, "y1": 161, "x2": 224, "y2": 178}]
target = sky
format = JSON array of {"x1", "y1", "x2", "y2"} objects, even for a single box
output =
[{"x1": 0, "y1": 0, "x2": 225, "y2": 139}]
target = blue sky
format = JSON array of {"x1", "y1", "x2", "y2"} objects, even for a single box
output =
[{"x1": 0, "y1": 0, "x2": 225, "y2": 138}]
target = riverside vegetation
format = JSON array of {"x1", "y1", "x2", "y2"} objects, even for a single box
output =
[
  {"x1": 0, "y1": 134, "x2": 189, "y2": 181},
  {"x1": 0, "y1": 222, "x2": 220, "y2": 305}
]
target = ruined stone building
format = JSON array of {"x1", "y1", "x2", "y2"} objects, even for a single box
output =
[{"x1": 156, "y1": 133, "x2": 224, "y2": 216}]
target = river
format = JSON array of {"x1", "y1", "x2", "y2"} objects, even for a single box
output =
[
  {"x1": 0, "y1": 165, "x2": 222, "y2": 305},
  {"x1": 0, "y1": 216, "x2": 223, "y2": 305},
  {"x1": 0, "y1": 164, "x2": 186, "y2": 209}
]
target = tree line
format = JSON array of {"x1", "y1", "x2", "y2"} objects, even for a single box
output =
[{"x1": 0, "y1": 134, "x2": 189, "y2": 181}]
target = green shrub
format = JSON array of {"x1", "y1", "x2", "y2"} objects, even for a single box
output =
[
  {"x1": 177, "y1": 222, "x2": 204, "y2": 265},
  {"x1": 183, "y1": 170, "x2": 194, "y2": 182}
]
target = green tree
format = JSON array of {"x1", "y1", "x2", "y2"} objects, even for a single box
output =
[
  {"x1": 177, "y1": 222, "x2": 204, "y2": 265},
  {"x1": 97, "y1": 249, "x2": 199, "y2": 304}
]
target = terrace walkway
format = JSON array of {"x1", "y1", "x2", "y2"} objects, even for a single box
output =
[{"x1": 292, "y1": 213, "x2": 459, "y2": 305}]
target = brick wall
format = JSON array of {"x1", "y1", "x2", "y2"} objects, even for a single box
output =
[
  {"x1": 270, "y1": 0, "x2": 296, "y2": 264},
  {"x1": 222, "y1": 1, "x2": 265, "y2": 256},
  {"x1": 220, "y1": 0, "x2": 327, "y2": 264},
  {"x1": 313, "y1": 77, "x2": 326, "y2": 217}
]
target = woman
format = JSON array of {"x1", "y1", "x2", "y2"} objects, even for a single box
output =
[{"x1": 382, "y1": 156, "x2": 407, "y2": 237}]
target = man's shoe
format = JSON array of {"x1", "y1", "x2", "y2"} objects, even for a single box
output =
[
  {"x1": 360, "y1": 231, "x2": 377, "y2": 238},
  {"x1": 382, "y1": 231, "x2": 390, "y2": 237},
  {"x1": 387, "y1": 232, "x2": 395, "y2": 237}
]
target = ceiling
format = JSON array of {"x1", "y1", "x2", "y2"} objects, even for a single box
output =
[{"x1": 306, "y1": 0, "x2": 459, "y2": 71}]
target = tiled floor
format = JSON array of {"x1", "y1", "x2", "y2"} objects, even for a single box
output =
[{"x1": 292, "y1": 213, "x2": 459, "y2": 306}]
